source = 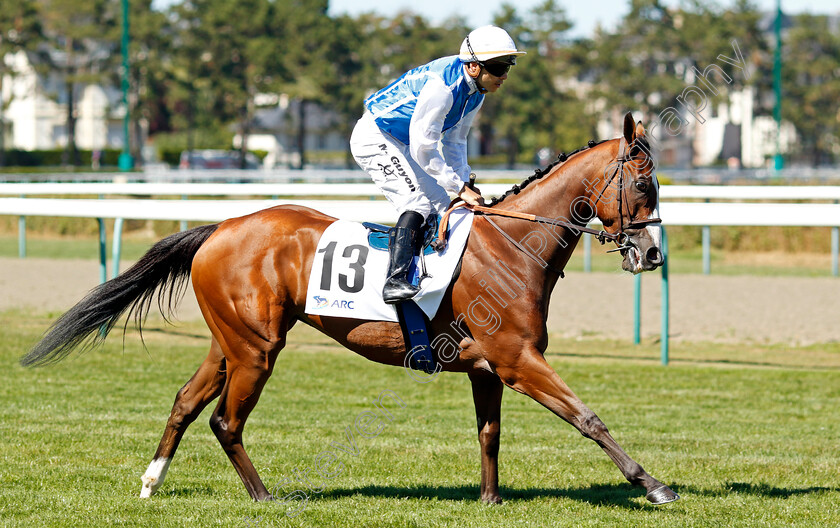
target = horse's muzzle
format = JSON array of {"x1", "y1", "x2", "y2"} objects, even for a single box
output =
[{"x1": 621, "y1": 236, "x2": 664, "y2": 273}]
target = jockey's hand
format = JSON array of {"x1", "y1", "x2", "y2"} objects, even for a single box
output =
[{"x1": 458, "y1": 183, "x2": 485, "y2": 207}]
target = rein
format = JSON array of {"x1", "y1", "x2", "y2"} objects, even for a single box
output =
[
  {"x1": 432, "y1": 136, "x2": 662, "y2": 265},
  {"x1": 431, "y1": 201, "x2": 626, "y2": 278},
  {"x1": 434, "y1": 202, "x2": 625, "y2": 247},
  {"x1": 481, "y1": 214, "x2": 568, "y2": 278}
]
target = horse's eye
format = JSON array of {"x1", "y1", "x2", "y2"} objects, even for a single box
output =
[{"x1": 635, "y1": 181, "x2": 648, "y2": 193}]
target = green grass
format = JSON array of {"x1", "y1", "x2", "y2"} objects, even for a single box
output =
[
  {"x1": 1, "y1": 310, "x2": 838, "y2": 527},
  {"x1": 0, "y1": 234, "x2": 158, "y2": 262}
]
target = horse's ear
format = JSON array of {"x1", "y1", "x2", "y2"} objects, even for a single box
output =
[
  {"x1": 623, "y1": 112, "x2": 635, "y2": 143},
  {"x1": 635, "y1": 121, "x2": 646, "y2": 137}
]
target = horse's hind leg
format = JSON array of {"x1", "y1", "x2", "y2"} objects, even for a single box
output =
[
  {"x1": 205, "y1": 317, "x2": 289, "y2": 501},
  {"x1": 140, "y1": 338, "x2": 226, "y2": 497},
  {"x1": 495, "y1": 349, "x2": 679, "y2": 505},
  {"x1": 469, "y1": 372, "x2": 504, "y2": 504},
  {"x1": 208, "y1": 350, "x2": 280, "y2": 501}
]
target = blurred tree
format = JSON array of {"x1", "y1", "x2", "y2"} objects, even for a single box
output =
[
  {"x1": 268, "y1": 8, "x2": 467, "y2": 168},
  {"x1": 37, "y1": 0, "x2": 118, "y2": 166},
  {"x1": 373, "y1": 12, "x2": 466, "y2": 75},
  {"x1": 481, "y1": 1, "x2": 592, "y2": 168},
  {"x1": 585, "y1": 0, "x2": 686, "y2": 123},
  {"x1": 124, "y1": 0, "x2": 170, "y2": 165},
  {"x1": 162, "y1": 1, "x2": 220, "y2": 155},
  {"x1": 200, "y1": 0, "x2": 275, "y2": 168},
  {"x1": 164, "y1": 0, "x2": 277, "y2": 167},
  {"x1": 517, "y1": 0, "x2": 593, "y2": 159},
  {"x1": 783, "y1": 14, "x2": 840, "y2": 165},
  {"x1": 268, "y1": 0, "x2": 332, "y2": 168},
  {"x1": 11, "y1": 0, "x2": 836, "y2": 170},
  {"x1": 573, "y1": 0, "x2": 769, "y2": 164},
  {"x1": 323, "y1": 12, "x2": 468, "y2": 167},
  {"x1": 0, "y1": 0, "x2": 43, "y2": 166},
  {"x1": 316, "y1": 13, "x2": 366, "y2": 167},
  {"x1": 675, "y1": 1, "x2": 769, "y2": 109},
  {"x1": 481, "y1": 3, "x2": 526, "y2": 167},
  {"x1": 723, "y1": 1, "x2": 772, "y2": 105}
]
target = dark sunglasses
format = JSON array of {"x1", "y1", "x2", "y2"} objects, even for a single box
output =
[{"x1": 481, "y1": 61, "x2": 511, "y2": 77}]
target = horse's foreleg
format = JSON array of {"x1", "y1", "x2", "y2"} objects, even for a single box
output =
[
  {"x1": 140, "y1": 338, "x2": 226, "y2": 498},
  {"x1": 468, "y1": 372, "x2": 504, "y2": 504},
  {"x1": 496, "y1": 352, "x2": 679, "y2": 505}
]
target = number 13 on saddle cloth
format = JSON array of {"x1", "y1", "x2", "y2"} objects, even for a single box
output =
[{"x1": 304, "y1": 208, "x2": 474, "y2": 322}]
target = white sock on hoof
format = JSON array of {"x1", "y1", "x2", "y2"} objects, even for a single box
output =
[{"x1": 140, "y1": 457, "x2": 172, "y2": 498}]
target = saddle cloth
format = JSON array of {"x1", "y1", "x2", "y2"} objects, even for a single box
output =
[{"x1": 304, "y1": 208, "x2": 473, "y2": 322}]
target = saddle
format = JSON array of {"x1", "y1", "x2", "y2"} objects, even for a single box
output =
[{"x1": 304, "y1": 210, "x2": 472, "y2": 324}]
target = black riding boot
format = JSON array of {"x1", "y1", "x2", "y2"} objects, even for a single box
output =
[{"x1": 383, "y1": 211, "x2": 424, "y2": 304}]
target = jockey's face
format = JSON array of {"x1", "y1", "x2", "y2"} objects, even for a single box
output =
[{"x1": 467, "y1": 61, "x2": 509, "y2": 93}]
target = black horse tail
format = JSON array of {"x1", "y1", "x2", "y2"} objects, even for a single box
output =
[{"x1": 20, "y1": 223, "x2": 219, "y2": 368}]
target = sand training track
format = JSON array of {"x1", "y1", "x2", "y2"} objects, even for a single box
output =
[{"x1": 2, "y1": 256, "x2": 839, "y2": 345}]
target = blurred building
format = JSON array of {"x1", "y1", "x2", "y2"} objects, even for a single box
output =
[
  {"x1": 691, "y1": 86, "x2": 796, "y2": 168},
  {"x1": 2, "y1": 49, "x2": 346, "y2": 169},
  {"x1": 587, "y1": 10, "x2": 804, "y2": 169},
  {"x1": 1, "y1": 49, "x2": 127, "y2": 152},
  {"x1": 233, "y1": 93, "x2": 346, "y2": 169}
]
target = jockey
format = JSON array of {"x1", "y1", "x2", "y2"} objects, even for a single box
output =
[{"x1": 350, "y1": 25, "x2": 525, "y2": 304}]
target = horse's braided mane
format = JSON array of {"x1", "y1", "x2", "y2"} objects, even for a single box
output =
[{"x1": 487, "y1": 138, "x2": 609, "y2": 207}]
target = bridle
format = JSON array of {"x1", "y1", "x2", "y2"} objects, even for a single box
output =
[
  {"x1": 589, "y1": 136, "x2": 662, "y2": 254},
  {"x1": 433, "y1": 136, "x2": 662, "y2": 273}
]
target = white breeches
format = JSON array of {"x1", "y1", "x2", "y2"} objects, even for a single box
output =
[{"x1": 350, "y1": 112, "x2": 452, "y2": 219}]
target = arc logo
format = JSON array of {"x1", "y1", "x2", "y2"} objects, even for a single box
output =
[
  {"x1": 311, "y1": 296, "x2": 355, "y2": 310},
  {"x1": 313, "y1": 296, "x2": 328, "y2": 308}
]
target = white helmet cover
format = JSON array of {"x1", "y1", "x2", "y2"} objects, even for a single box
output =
[{"x1": 459, "y1": 25, "x2": 526, "y2": 63}]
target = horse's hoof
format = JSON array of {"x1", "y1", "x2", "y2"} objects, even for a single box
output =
[
  {"x1": 480, "y1": 494, "x2": 503, "y2": 505},
  {"x1": 646, "y1": 484, "x2": 680, "y2": 505},
  {"x1": 139, "y1": 476, "x2": 158, "y2": 498}
]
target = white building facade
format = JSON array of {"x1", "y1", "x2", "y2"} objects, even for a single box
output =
[
  {"x1": 1, "y1": 50, "x2": 125, "y2": 152},
  {"x1": 691, "y1": 86, "x2": 796, "y2": 168}
]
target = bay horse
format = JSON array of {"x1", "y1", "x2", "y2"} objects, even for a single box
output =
[{"x1": 21, "y1": 113, "x2": 678, "y2": 506}]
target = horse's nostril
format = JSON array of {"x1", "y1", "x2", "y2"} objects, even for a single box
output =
[{"x1": 646, "y1": 247, "x2": 664, "y2": 266}]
